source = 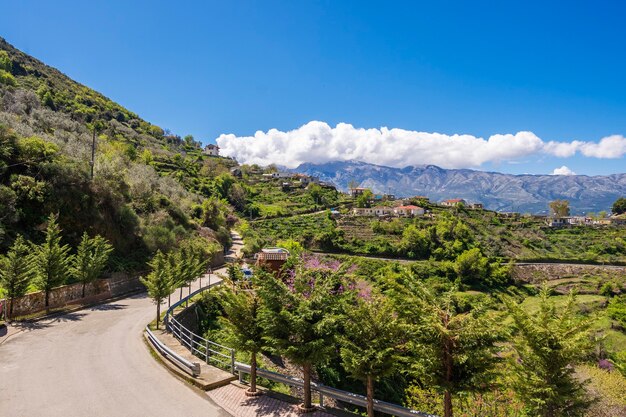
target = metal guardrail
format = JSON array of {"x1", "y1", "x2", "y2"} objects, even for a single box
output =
[
  {"x1": 145, "y1": 326, "x2": 201, "y2": 377},
  {"x1": 163, "y1": 281, "x2": 236, "y2": 374},
  {"x1": 234, "y1": 363, "x2": 438, "y2": 417}
]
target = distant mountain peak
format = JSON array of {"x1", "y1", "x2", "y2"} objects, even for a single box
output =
[{"x1": 291, "y1": 160, "x2": 626, "y2": 214}]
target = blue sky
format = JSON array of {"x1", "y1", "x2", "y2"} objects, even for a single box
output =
[{"x1": 2, "y1": 1, "x2": 625, "y2": 175}]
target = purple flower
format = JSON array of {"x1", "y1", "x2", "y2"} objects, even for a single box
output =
[
  {"x1": 355, "y1": 280, "x2": 372, "y2": 301},
  {"x1": 598, "y1": 359, "x2": 614, "y2": 371}
]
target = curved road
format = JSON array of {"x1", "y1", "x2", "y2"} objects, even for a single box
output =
[{"x1": 0, "y1": 233, "x2": 243, "y2": 417}]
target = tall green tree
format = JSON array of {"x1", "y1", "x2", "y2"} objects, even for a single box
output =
[
  {"x1": 32, "y1": 214, "x2": 72, "y2": 308},
  {"x1": 0, "y1": 235, "x2": 33, "y2": 319},
  {"x1": 340, "y1": 293, "x2": 406, "y2": 417},
  {"x1": 71, "y1": 232, "x2": 113, "y2": 298},
  {"x1": 180, "y1": 244, "x2": 208, "y2": 300},
  {"x1": 549, "y1": 200, "x2": 570, "y2": 218},
  {"x1": 257, "y1": 258, "x2": 343, "y2": 410},
  {"x1": 612, "y1": 197, "x2": 626, "y2": 215},
  {"x1": 141, "y1": 250, "x2": 171, "y2": 329},
  {"x1": 219, "y1": 276, "x2": 265, "y2": 395},
  {"x1": 355, "y1": 189, "x2": 374, "y2": 208},
  {"x1": 504, "y1": 287, "x2": 593, "y2": 417},
  {"x1": 386, "y1": 274, "x2": 503, "y2": 417}
]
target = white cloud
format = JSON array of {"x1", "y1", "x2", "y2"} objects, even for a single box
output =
[
  {"x1": 579, "y1": 135, "x2": 626, "y2": 158},
  {"x1": 552, "y1": 166, "x2": 576, "y2": 176},
  {"x1": 216, "y1": 121, "x2": 626, "y2": 169}
]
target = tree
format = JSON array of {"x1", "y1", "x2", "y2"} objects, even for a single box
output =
[
  {"x1": 141, "y1": 250, "x2": 171, "y2": 329},
  {"x1": 167, "y1": 250, "x2": 186, "y2": 305},
  {"x1": 503, "y1": 287, "x2": 593, "y2": 417},
  {"x1": 257, "y1": 257, "x2": 344, "y2": 410},
  {"x1": 454, "y1": 248, "x2": 489, "y2": 284},
  {"x1": 399, "y1": 224, "x2": 430, "y2": 259},
  {"x1": 0, "y1": 51, "x2": 12, "y2": 72},
  {"x1": 32, "y1": 214, "x2": 72, "y2": 308},
  {"x1": 0, "y1": 235, "x2": 33, "y2": 319},
  {"x1": 71, "y1": 233, "x2": 113, "y2": 298},
  {"x1": 386, "y1": 275, "x2": 503, "y2": 417},
  {"x1": 549, "y1": 200, "x2": 570, "y2": 218},
  {"x1": 612, "y1": 197, "x2": 626, "y2": 215},
  {"x1": 340, "y1": 294, "x2": 406, "y2": 417},
  {"x1": 356, "y1": 189, "x2": 374, "y2": 208},
  {"x1": 179, "y1": 244, "x2": 209, "y2": 299},
  {"x1": 219, "y1": 279, "x2": 264, "y2": 395},
  {"x1": 308, "y1": 183, "x2": 323, "y2": 206}
]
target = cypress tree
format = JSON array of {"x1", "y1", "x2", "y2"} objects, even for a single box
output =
[
  {"x1": 71, "y1": 232, "x2": 113, "y2": 298},
  {"x1": 219, "y1": 275, "x2": 264, "y2": 395},
  {"x1": 32, "y1": 214, "x2": 72, "y2": 309},
  {"x1": 340, "y1": 293, "x2": 406, "y2": 417},
  {"x1": 386, "y1": 273, "x2": 503, "y2": 417},
  {"x1": 141, "y1": 251, "x2": 171, "y2": 329},
  {"x1": 504, "y1": 287, "x2": 593, "y2": 417},
  {"x1": 0, "y1": 235, "x2": 34, "y2": 319}
]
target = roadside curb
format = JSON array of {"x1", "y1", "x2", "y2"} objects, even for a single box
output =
[{"x1": 142, "y1": 331, "x2": 236, "y2": 391}]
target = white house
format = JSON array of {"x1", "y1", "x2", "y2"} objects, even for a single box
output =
[
  {"x1": 203, "y1": 144, "x2": 219, "y2": 156},
  {"x1": 262, "y1": 172, "x2": 293, "y2": 179},
  {"x1": 352, "y1": 207, "x2": 376, "y2": 216},
  {"x1": 394, "y1": 205, "x2": 425, "y2": 216},
  {"x1": 441, "y1": 199, "x2": 466, "y2": 207},
  {"x1": 374, "y1": 207, "x2": 394, "y2": 216}
]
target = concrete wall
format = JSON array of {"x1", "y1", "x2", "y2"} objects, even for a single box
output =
[{"x1": 2, "y1": 273, "x2": 143, "y2": 317}]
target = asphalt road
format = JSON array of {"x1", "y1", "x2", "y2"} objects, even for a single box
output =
[{"x1": 0, "y1": 233, "x2": 243, "y2": 417}]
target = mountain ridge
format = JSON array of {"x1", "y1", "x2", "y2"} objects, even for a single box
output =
[{"x1": 292, "y1": 160, "x2": 626, "y2": 214}]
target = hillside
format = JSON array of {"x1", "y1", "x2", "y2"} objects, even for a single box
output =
[
  {"x1": 293, "y1": 160, "x2": 626, "y2": 214},
  {"x1": 245, "y1": 204, "x2": 626, "y2": 264},
  {"x1": 0, "y1": 37, "x2": 232, "y2": 269}
]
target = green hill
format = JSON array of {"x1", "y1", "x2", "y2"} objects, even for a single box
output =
[{"x1": 0, "y1": 37, "x2": 229, "y2": 270}]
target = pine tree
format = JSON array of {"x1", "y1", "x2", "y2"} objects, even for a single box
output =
[
  {"x1": 386, "y1": 273, "x2": 503, "y2": 417},
  {"x1": 504, "y1": 286, "x2": 593, "y2": 417},
  {"x1": 141, "y1": 251, "x2": 171, "y2": 329},
  {"x1": 0, "y1": 235, "x2": 34, "y2": 319},
  {"x1": 219, "y1": 276, "x2": 264, "y2": 395},
  {"x1": 32, "y1": 214, "x2": 72, "y2": 309},
  {"x1": 71, "y1": 232, "x2": 113, "y2": 298},
  {"x1": 340, "y1": 293, "x2": 406, "y2": 417}
]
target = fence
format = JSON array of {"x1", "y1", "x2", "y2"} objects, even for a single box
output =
[
  {"x1": 145, "y1": 325, "x2": 201, "y2": 377},
  {"x1": 235, "y1": 363, "x2": 437, "y2": 417},
  {"x1": 164, "y1": 282, "x2": 236, "y2": 374},
  {"x1": 161, "y1": 280, "x2": 437, "y2": 417}
]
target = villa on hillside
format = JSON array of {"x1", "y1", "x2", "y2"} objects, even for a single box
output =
[
  {"x1": 394, "y1": 205, "x2": 425, "y2": 216},
  {"x1": 352, "y1": 205, "x2": 425, "y2": 217},
  {"x1": 441, "y1": 198, "x2": 467, "y2": 207},
  {"x1": 352, "y1": 207, "x2": 377, "y2": 216},
  {"x1": 262, "y1": 172, "x2": 293, "y2": 179},
  {"x1": 203, "y1": 144, "x2": 220, "y2": 156}
]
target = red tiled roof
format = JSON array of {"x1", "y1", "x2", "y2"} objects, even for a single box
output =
[{"x1": 396, "y1": 205, "x2": 422, "y2": 210}]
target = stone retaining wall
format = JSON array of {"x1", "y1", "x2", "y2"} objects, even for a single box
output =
[
  {"x1": 512, "y1": 263, "x2": 626, "y2": 284},
  {"x1": 2, "y1": 272, "x2": 143, "y2": 318}
]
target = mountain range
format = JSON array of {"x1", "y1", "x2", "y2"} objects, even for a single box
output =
[{"x1": 293, "y1": 161, "x2": 626, "y2": 214}]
